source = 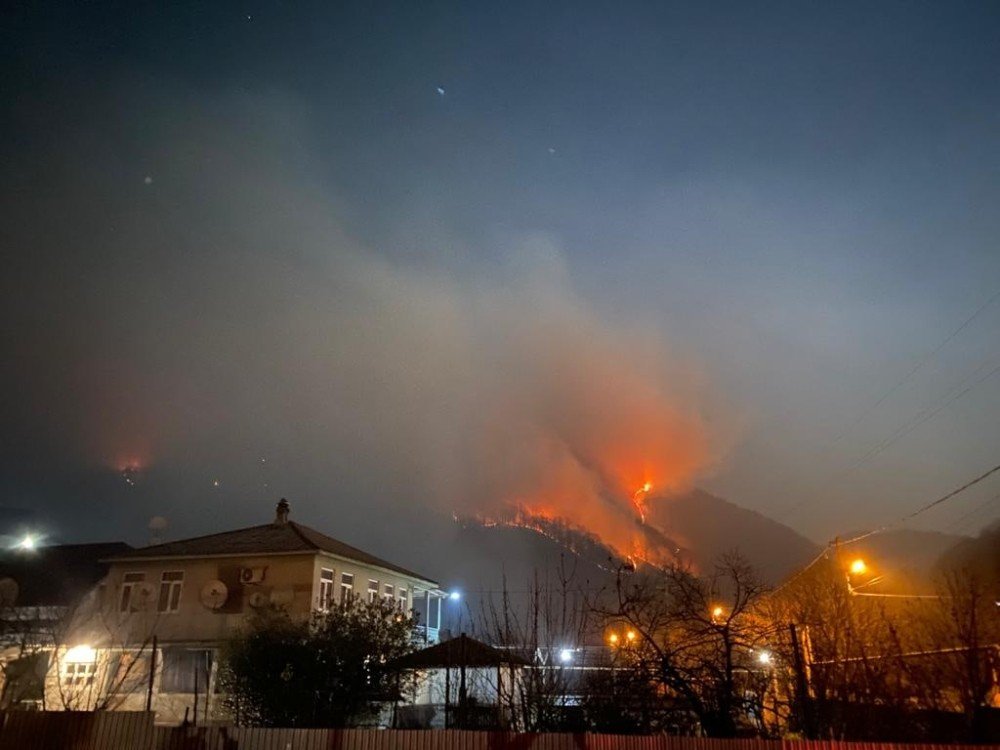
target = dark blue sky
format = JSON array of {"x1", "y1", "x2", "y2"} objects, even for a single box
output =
[{"x1": 3, "y1": 1, "x2": 999, "y2": 550}]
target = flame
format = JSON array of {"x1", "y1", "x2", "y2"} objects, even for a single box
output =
[
  {"x1": 457, "y1": 497, "x2": 685, "y2": 572},
  {"x1": 449, "y1": 286, "x2": 713, "y2": 568},
  {"x1": 630, "y1": 482, "x2": 653, "y2": 523}
]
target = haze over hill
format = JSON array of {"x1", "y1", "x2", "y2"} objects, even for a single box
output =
[
  {"x1": 648, "y1": 489, "x2": 820, "y2": 579},
  {"x1": 358, "y1": 488, "x2": 822, "y2": 601}
]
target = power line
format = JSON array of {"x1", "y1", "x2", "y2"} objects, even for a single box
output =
[
  {"x1": 834, "y1": 360, "x2": 1000, "y2": 483},
  {"x1": 782, "y1": 357, "x2": 1000, "y2": 519},
  {"x1": 838, "y1": 460, "x2": 1000, "y2": 546},
  {"x1": 944, "y1": 490, "x2": 1000, "y2": 535},
  {"x1": 828, "y1": 285, "x2": 1000, "y2": 446},
  {"x1": 772, "y1": 462, "x2": 1000, "y2": 592}
]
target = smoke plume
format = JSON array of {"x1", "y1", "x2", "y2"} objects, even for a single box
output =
[{"x1": 0, "y1": 88, "x2": 720, "y2": 552}]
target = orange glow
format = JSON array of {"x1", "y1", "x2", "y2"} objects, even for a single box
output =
[
  {"x1": 711, "y1": 605, "x2": 724, "y2": 620},
  {"x1": 626, "y1": 630, "x2": 637, "y2": 642},
  {"x1": 631, "y1": 482, "x2": 654, "y2": 524},
  {"x1": 608, "y1": 633, "x2": 619, "y2": 645},
  {"x1": 466, "y1": 329, "x2": 713, "y2": 567},
  {"x1": 849, "y1": 558, "x2": 868, "y2": 575}
]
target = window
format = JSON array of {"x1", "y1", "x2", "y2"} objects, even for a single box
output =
[
  {"x1": 157, "y1": 571, "x2": 184, "y2": 613},
  {"x1": 398, "y1": 587, "x2": 408, "y2": 611},
  {"x1": 119, "y1": 572, "x2": 145, "y2": 612},
  {"x1": 367, "y1": 579, "x2": 379, "y2": 603},
  {"x1": 383, "y1": 583, "x2": 394, "y2": 603},
  {"x1": 340, "y1": 572, "x2": 354, "y2": 603},
  {"x1": 319, "y1": 568, "x2": 334, "y2": 610},
  {"x1": 63, "y1": 662, "x2": 96, "y2": 687},
  {"x1": 160, "y1": 648, "x2": 213, "y2": 694}
]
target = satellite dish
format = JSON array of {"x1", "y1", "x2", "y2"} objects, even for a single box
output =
[
  {"x1": 200, "y1": 580, "x2": 229, "y2": 610},
  {"x1": 0, "y1": 578, "x2": 18, "y2": 606},
  {"x1": 247, "y1": 591, "x2": 268, "y2": 609}
]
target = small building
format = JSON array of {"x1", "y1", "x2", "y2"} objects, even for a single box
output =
[
  {"x1": 390, "y1": 633, "x2": 529, "y2": 729},
  {"x1": 0, "y1": 542, "x2": 133, "y2": 709},
  {"x1": 23, "y1": 500, "x2": 446, "y2": 724}
]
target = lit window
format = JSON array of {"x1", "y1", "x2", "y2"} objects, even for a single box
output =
[
  {"x1": 367, "y1": 579, "x2": 379, "y2": 603},
  {"x1": 63, "y1": 662, "x2": 96, "y2": 687},
  {"x1": 340, "y1": 572, "x2": 354, "y2": 603},
  {"x1": 119, "y1": 572, "x2": 145, "y2": 612},
  {"x1": 398, "y1": 587, "x2": 408, "y2": 611},
  {"x1": 319, "y1": 568, "x2": 335, "y2": 610},
  {"x1": 383, "y1": 583, "x2": 394, "y2": 603},
  {"x1": 157, "y1": 571, "x2": 184, "y2": 613}
]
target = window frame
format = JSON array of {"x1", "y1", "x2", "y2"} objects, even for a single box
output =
[
  {"x1": 340, "y1": 572, "x2": 354, "y2": 603},
  {"x1": 367, "y1": 579, "x2": 379, "y2": 604},
  {"x1": 318, "y1": 567, "x2": 335, "y2": 610},
  {"x1": 382, "y1": 583, "x2": 394, "y2": 603},
  {"x1": 119, "y1": 571, "x2": 145, "y2": 613},
  {"x1": 62, "y1": 661, "x2": 96, "y2": 687},
  {"x1": 157, "y1": 571, "x2": 184, "y2": 614},
  {"x1": 159, "y1": 647, "x2": 213, "y2": 694}
]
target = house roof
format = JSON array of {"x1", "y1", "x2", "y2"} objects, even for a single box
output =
[
  {"x1": 0, "y1": 542, "x2": 133, "y2": 607},
  {"x1": 105, "y1": 517, "x2": 437, "y2": 585},
  {"x1": 388, "y1": 634, "x2": 530, "y2": 670}
]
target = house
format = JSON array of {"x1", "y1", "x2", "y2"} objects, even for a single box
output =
[
  {"x1": 36, "y1": 499, "x2": 446, "y2": 723},
  {"x1": 0, "y1": 542, "x2": 133, "y2": 708}
]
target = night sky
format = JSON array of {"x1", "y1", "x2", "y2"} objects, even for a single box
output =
[{"x1": 3, "y1": 2, "x2": 1000, "y2": 555}]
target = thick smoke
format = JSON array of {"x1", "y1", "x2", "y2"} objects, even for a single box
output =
[{"x1": 0, "y1": 90, "x2": 718, "y2": 551}]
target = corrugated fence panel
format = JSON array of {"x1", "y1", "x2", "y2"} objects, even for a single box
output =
[
  {"x1": 0, "y1": 711, "x2": 153, "y2": 750},
  {"x1": 4, "y1": 717, "x2": 997, "y2": 750}
]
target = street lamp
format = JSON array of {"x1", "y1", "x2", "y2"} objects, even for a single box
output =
[
  {"x1": 849, "y1": 559, "x2": 867, "y2": 576},
  {"x1": 16, "y1": 534, "x2": 36, "y2": 551},
  {"x1": 448, "y1": 590, "x2": 461, "y2": 601},
  {"x1": 559, "y1": 648, "x2": 573, "y2": 663}
]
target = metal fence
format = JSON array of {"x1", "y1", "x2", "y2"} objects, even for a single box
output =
[
  {"x1": 0, "y1": 711, "x2": 154, "y2": 750},
  {"x1": 0, "y1": 714, "x2": 986, "y2": 750},
  {"x1": 152, "y1": 729, "x2": 979, "y2": 750}
]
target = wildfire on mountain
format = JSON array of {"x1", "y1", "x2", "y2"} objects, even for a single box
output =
[{"x1": 456, "y1": 497, "x2": 688, "y2": 572}]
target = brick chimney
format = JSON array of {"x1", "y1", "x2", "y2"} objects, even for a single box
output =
[{"x1": 274, "y1": 498, "x2": 290, "y2": 526}]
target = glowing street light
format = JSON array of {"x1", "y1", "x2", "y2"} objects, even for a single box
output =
[
  {"x1": 559, "y1": 648, "x2": 574, "y2": 663},
  {"x1": 607, "y1": 632, "x2": 619, "y2": 646},
  {"x1": 448, "y1": 590, "x2": 461, "y2": 601},
  {"x1": 756, "y1": 650, "x2": 773, "y2": 666},
  {"x1": 17, "y1": 535, "x2": 36, "y2": 551},
  {"x1": 625, "y1": 630, "x2": 637, "y2": 642},
  {"x1": 849, "y1": 559, "x2": 868, "y2": 576},
  {"x1": 711, "y1": 605, "x2": 725, "y2": 622}
]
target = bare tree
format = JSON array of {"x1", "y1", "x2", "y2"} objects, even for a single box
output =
[
  {"x1": 477, "y1": 556, "x2": 594, "y2": 731},
  {"x1": 592, "y1": 552, "x2": 771, "y2": 737},
  {"x1": 921, "y1": 567, "x2": 1000, "y2": 741},
  {"x1": 44, "y1": 581, "x2": 161, "y2": 711}
]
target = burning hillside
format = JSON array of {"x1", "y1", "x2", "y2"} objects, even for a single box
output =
[{"x1": 455, "y1": 501, "x2": 689, "y2": 572}]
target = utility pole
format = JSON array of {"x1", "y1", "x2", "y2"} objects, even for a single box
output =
[
  {"x1": 145, "y1": 635, "x2": 158, "y2": 713},
  {"x1": 789, "y1": 623, "x2": 813, "y2": 738}
]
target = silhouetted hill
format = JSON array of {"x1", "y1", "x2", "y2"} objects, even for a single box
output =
[
  {"x1": 363, "y1": 489, "x2": 823, "y2": 610},
  {"x1": 935, "y1": 521, "x2": 1000, "y2": 581},
  {"x1": 649, "y1": 489, "x2": 820, "y2": 582}
]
